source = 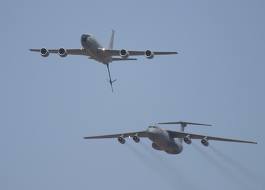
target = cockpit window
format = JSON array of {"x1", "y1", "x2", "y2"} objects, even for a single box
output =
[{"x1": 81, "y1": 34, "x2": 90, "y2": 41}]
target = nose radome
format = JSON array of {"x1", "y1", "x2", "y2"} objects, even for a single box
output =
[
  {"x1": 81, "y1": 34, "x2": 87, "y2": 40},
  {"x1": 147, "y1": 126, "x2": 156, "y2": 133}
]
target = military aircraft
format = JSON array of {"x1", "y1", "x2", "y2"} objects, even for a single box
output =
[
  {"x1": 84, "y1": 121, "x2": 257, "y2": 154},
  {"x1": 29, "y1": 30, "x2": 177, "y2": 92}
]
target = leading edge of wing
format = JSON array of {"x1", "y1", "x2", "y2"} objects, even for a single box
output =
[
  {"x1": 29, "y1": 49, "x2": 41, "y2": 52},
  {"x1": 83, "y1": 131, "x2": 148, "y2": 139},
  {"x1": 153, "y1": 51, "x2": 178, "y2": 55},
  {"x1": 167, "y1": 130, "x2": 257, "y2": 144}
]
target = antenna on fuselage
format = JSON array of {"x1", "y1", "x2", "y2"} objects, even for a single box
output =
[{"x1": 158, "y1": 121, "x2": 212, "y2": 132}]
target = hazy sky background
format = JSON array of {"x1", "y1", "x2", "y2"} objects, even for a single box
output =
[{"x1": 1, "y1": 0, "x2": 265, "y2": 190}]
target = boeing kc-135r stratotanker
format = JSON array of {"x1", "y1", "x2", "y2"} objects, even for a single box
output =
[
  {"x1": 30, "y1": 30, "x2": 177, "y2": 91},
  {"x1": 84, "y1": 121, "x2": 257, "y2": 155}
]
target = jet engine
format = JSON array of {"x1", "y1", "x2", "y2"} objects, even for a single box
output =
[
  {"x1": 152, "y1": 143, "x2": 162, "y2": 150},
  {"x1": 145, "y1": 50, "x2": 154, "y2": 59},
  {"x1": 201, "y1": 137, "x2": 209, "y2": 146},
  {"x1": 184, "y1": 135, "x2": 192, "y2": 144},
  {"x1": 119, "y1": 49, "x2": 129, "y2": 58},
  {"x1": 118, "y1": 136, "x2": 125, "y2": 144},
  {"x1": 132, "y1": 135, "x2": 140, "y2": 143},
  {"x1": 58, "y1": 48, "x2": 67, "y2": 57},
  {"x1": 40, "y1": 48, "x2": 49, "y2": 57}
]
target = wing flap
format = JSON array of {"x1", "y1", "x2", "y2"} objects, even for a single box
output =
[{"x1": 111, "y1": 58, "x2": 137, "y2": 61}]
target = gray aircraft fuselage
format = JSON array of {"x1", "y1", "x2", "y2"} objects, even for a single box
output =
[
  {"x1": 147, "y1": 126, "x2": 183, "y2": 154},
  {"x1": 81, "y1": 34, "x2": 111, "y2": 64}
]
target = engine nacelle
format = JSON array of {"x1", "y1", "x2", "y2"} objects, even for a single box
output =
[
  {"x1": 132, "y1": 135, "x2": 140, "y2": 143},
  {"x1": 152, "y1": 143, "x2": 162, "y2": 150},
  {"x1": 145, "y1": 50, "x2": 154, "y2": 59},
  {"x1": 184, "y1": 135, "x2": 192, "y2": 144},
  {"x1": 119, "y1": 49, "x2": 129, "y2": 58},
  {"x1": 118, "y1": 136, "x2": 125, "y2": 144},
  {"x1": 58, "y1": 48, "x2": 67, "y2": 57},
  {"x1": 40, "y1": 48, "x2": 49, "y2": 57},
  {"x1": 201, "y1": 137, "x2": 209, "y2": 146}
]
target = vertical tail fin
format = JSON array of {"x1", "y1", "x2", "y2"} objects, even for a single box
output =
[{"x1": 108, "y1": 30, "x2": 115, "y2": 50}]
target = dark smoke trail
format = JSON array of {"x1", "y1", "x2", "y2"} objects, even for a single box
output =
[
  {"x1": 125, "y1": 142, "x2": 156, "y2": 170},
  {"x1": 125, "y1": 142, "x2": 178, "y2": 190},
  {"x1": 139, "y1": 141, "x2": 199, "y2": 190},
  {"x1": 192, "y1": 143, "x2": 252, "y2": 190},
  {"x1": 209, "y1": 146, "x2": 264, "y2": 189}
]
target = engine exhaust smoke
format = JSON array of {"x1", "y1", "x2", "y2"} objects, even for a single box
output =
[
  {"x1": 209, "y1": 146, "x2": 264, "y2": 189},
  {"x1": 125, "y1": 142, "x2": 178, "y2": 190},
  {"x1": 192, "y1": 143, "x2": 252, "y2": 189},
  {"x1": 139, "y1": 141, "x2": 198, "y2": 190}
]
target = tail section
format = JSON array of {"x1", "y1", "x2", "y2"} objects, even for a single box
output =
[
  {"x1": 108, "y1": 30, "x2": 115, "y2": 50},
  {"x1": 159, "y1": 121, "x2": 211, "y2": 145}
]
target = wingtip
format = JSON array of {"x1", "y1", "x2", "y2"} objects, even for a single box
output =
[{"x1": 248, "y1": 141, "x2": 258, "y2": 144}]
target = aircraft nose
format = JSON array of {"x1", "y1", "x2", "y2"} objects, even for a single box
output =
[
  {"x1": 82, "y1": 34, "x2": 91, "y2": 40},
  {"x1": 147, "y1": 126, "x2": 156, "y2": 133},
  {"x1": 81, "y1": 34, "x2": 88, "y2": 41}
]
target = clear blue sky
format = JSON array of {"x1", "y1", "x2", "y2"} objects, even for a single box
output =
[{"x1": 1, "y1": 0, "x2": 265, "y2": 190}]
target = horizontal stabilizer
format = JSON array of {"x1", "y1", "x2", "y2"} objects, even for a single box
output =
[{"x1": 158, "y1": 121, "x2": 212, "y2": 127}]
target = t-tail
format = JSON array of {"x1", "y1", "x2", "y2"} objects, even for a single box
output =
[
  {"x1": 159, "y1": 121, "x2": 212, "y2": 144},
  {"x1": 158, "y1": 121, "x2": 212, "y2": 132}
]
